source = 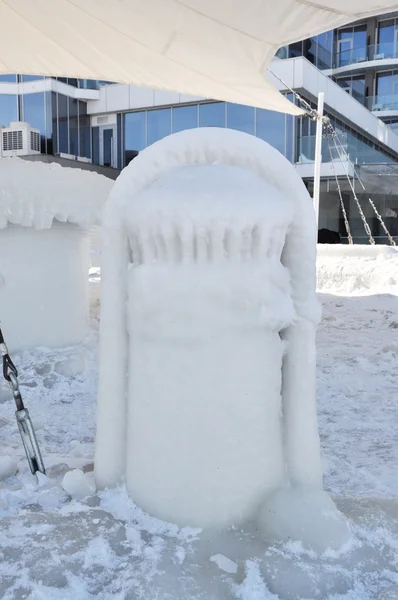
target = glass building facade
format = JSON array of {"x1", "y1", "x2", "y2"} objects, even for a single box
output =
[{"x1": 122, "y1": 97, "x2": 295, "y2": 168}]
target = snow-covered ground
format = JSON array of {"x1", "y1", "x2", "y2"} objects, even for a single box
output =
[{"x1": 1, "y1": 257, "x2": 398, "y2": 600}]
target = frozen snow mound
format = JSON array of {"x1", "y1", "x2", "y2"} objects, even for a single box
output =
[
  {"x1": 95, "y1": 128, "x2": 353, "y2": 552},
  {"x1": 317, "y1": 244, "x2": 398, "y2": 296},
  {"x1": 0, "y1": 158, "x2": 114, "y2": 230}
]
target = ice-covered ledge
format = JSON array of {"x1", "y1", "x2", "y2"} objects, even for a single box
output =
[{"x1": 95, "y1": 128, "x2": 352, "y2": 552}]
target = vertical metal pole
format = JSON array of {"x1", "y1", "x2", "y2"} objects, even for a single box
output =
[{"x1": 313, "y1": 92, "x2": 324, "y2": 229}]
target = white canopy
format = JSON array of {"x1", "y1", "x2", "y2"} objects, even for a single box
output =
[{"x1": 1, "y1": 0, "x2": 397, "y2": 115}]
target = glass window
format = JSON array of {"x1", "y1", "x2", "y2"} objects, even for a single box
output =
[
  {"x1": 376, "y1": 71, "x2": 398, "y2": 108},
  {"x1": 351, "y1": 76, "x2": 366, "y2": 104},
  {"x1": 378, "y1": 19, "x2": 397, "y2": 58},
  {"x1": 79, "y1": 101, "x2": 91, "y2": 159},
  {"x1": 316, "y1": 31, "x2": 333, "y2": 69},
  {"x1": 125, "y1": 111, "x2": 146, "y2": 149},
  {"x1": 92, "y1": 127, "x2": 100, "y2": 165},
  {"x1": 199, "y1": 102, "x2": 225, "y2": 127},
  {"x1": 45, "y1": 92, "x2": 53, "y2": 155},
  {"x1": 147, "y1": 108, "x2": 171, "y2": 146},
  {"x1": 288, "y1": 41, "x2": 303, "y2": 58},
  {"x1": 353, "y1": 25, "x2": 366, "y2": 50},
  {"x1": 117, "y1": 113, "x2": 122, "y2": 169},
  {"x1": 51, "y1": 92, "x2": 58, "y2": 154},
  {"x1": 0, "y1": 74, "x2": 17, "y2": 82},
  {"x1": 227, "y1": 103, "x2": 255, "y2": 135},
  {"x1": 57, "y1": 94, "x2": 69, "y2": 154},
  {"x1": 69, "y1": 97, "x2": 79, "y2": 156},
  {"x1": 172, "y1": 105, "x2": 198, "y2": 133},
  {"x1": 0, "y1": 95, "x2": 17, "y2": 127},
  {"x1": 21, "y1": 75, "x2": 44, "y2": 82},
  {"x1": 256, "y1": 108, "x2": 286, "y2": 156},
  {"x1": 378, "y1": 19, "x2": 395, "y2": 44},
  {"x1": 337, "y1": 25, "x2": 366, "y2": 65},
  {"x1": 22, "y1": 92, "x2": 46, "y2": 152}
]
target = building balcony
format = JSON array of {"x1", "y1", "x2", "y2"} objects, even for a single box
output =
[
  {"x1": 298, "y1": 133, "x2": 395, "y2": 166},
  {"x1": 333, "y1": 43, "x2": 398, "y2": 72},
  {"x1": 367, "y1": 94, "x2": 398, "y2": 113}
]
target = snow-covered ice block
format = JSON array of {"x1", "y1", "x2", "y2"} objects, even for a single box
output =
[
  {"x1": 95, "y1": 128, "x2": 350, "y2": 549},
  {"x1": 0, "y1": 158, "x2": 114, "y2": 351},
  {"x1": 62, "y1": 469, "x2": 96, "y2": 500}
]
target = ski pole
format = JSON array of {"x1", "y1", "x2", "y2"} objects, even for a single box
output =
[{"x1": 0, "y1": 327, "x2": 45, "y2": 475}]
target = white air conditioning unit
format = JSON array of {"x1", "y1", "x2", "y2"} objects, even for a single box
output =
[{"x1": 0, "y1": 121, "x2": 41, "y2": 158}]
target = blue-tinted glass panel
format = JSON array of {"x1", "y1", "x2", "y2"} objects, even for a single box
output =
[
  {"x1": 23, "y1": 92, "x2": 46, "y2": 152},
  {"x1": 103, "y1": 129, "x2": 113, "y2": 167},
  {"x1": 353, "y1": 26, "x2": 366, "y2": 49},
  {"x1": 0, "y1": 95, "x2": 17, "y2": 127},
  {"x1": 227, "y1": 103, "x2": 255, "y2": 135},
  {"x1": 199, "y1": 102, "x2": 225, "y2": 127},
  {"x1": 256, "y1": 108, "x2": 286, "y2": 156},
  {"x1": 288, "y1": 41, "x2": 303, "y2": 58},
  {"x1": 172, "y1": 105, "x2": 198, "y2": 133},
  {"x1": 92, "y1": 127, "x2": 100, "y2": 165},
  {"x1": 338, "y1": 28, "x2": 353, "y2": 41},
  {"x1": 45, "y1": 92, "x2": 53, "y2": 154},
  {"x1": 147, "y1": 108, "x2": 171, "y2": 146},
  {"x1": 79, "y1": 101, "x2": 91, "y2": 159},
  {"x1": 51, "y1": 92, "x2": 58, "y2": 153},
  {"x1": 21, "y1": 75, "x2": 45, "y2": 82},
  {"x1": 69, "y1": 97, "x2": 79, "y2": 156},
  {"x1": 58, "y1": 94, "x2": 69, "y2": 153},
  {"x1": 378, "y1": 20, "x2": 395, "y2": 44},
  {"x1": 0, "y1": 74, "x2": 17, "y2": 82},
  {"x1": 124, "y1": 111, "x2": 146, "y2": 166},
  {"x1": 116, "y1": 113, "x2": 122, "y2": 169},
  {"x1": 316, "y1": 31, "x2": 333, "y2": 69}
]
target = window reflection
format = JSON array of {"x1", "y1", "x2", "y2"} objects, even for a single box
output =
[
  {"x1": 124, "y1": 111, "x2": 146, "y2": 165},
  {"x1": 256, "y1": 108, "x2": 286, "y2": 156},
  {"x1": 227, "y1": 103, "x2": 255, "y2": 135},
  {"x1": 22, "y1": 93, "x2": 46, "y2": 152},
  {"x1": 0, "y1": 74, "x2": 17, "y2": 83},
  {"x1": 92, "y1": 127, "x2": 100, "y2": 165},
  {"x1": 199, "y1": 102, "x2": 225, "y2": 127},
  {"x1": 21, "y1": 75, "x2": 44, "y2": 82},
  {"x1": 147, "y1": 108, "x2": 171, "y2": 146},
  {"x1": 69, "y1": 97, "x2": 79, "y2": 156},
  {"x1": 79, "y1": 101, "x2": 91, "y2": 159},
  {"x1": 58, "y1": 94, "x2": 69, "y2": 154},
  {"x1": 172, "y1": 105, "x2": 198, "y2": 133},
  {"x1": 0, "y1": 95, "x2": 18, "y2": 127}
]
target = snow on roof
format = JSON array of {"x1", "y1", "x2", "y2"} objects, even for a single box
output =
[{"x1": 0, "y1": 158, "x2": 114, "y2": 229}]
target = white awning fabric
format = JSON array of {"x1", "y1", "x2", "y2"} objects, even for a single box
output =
[{"x1": 0, "y1": 0, "x2": 397, "y2": 115}]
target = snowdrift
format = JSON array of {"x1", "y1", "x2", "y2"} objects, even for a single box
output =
[{"x1": 316, "y1": 244, "x2": 398, "y2": 296}]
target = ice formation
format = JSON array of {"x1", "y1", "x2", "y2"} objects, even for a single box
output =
[
  {"x1": 317, "y1": 243, "x2": 398, "y2": 295},
  {"x1": 0, "y1": 158, "x2": 113, "y2": 350},
  {"x1": 95, "y1": 128, "x2": 351, "y2": 551}
]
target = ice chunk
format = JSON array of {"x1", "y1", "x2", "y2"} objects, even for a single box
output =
[
  {"x1": 210, "y1": 554, "x2": 238, "y2": 574},
  {"x1": 0, "y1": 456, "x2": 18, "y2": 481},
  {"x1": 258, "y1": 488, "x2": 353, "y2": 553},
  {"x1": 61, "y1": 469, "x2": 96, "y2": 500},
  {"x1": 54, "y1": 355, "x2": 85, "y2": 377}
]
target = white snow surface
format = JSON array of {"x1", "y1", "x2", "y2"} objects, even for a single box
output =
[
  {"x1": 0, "y1": 250, "x2": 398, "y2": 599},
  {"x1": 0, "y1": 158, "x2": 113, "y2": 230}
]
